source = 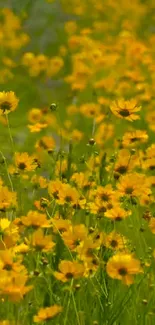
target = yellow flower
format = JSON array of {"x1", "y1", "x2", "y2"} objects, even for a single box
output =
[
  {"x1": 29, "y1": 228, "x2": 55, "y2": 252},
  {"x1": 21, "y1": 210, "x2": 51, "y2": 228},
  {"x1": 104, "y1": 206, "x2": 131, "y2": 221},
  {"x1": 106, "y1": 253, "x2": 143, "y2": 285},
  {"x1": 1, "y1": 270, "x2": 33, "y2": 301},
  {"x1": 28, "y1": 108, "x2": 43, "y2": 124},
  {"x1": 34, "y1": 305, "x2": 62, "y2": 323},
  {"x1": 35, "y1": 136, "x2": 55, "y2": 152},
  {"x1": 0, "y1": 249, "x2": 24, "y2": 272},
  {"x1": 122, "y1": 130, "x2": 148, "y2": 147},
  {"x1": 14, "y1": 152, "x2": 38, "y2": 173},
  {"x1": 104, "y1": 231, "x2": 127, "y2": 251},
  {"x1": 54, "y1": 260, "x2": 84, "y2": 282},
  {"x1": 80, "y1": 102, "x2": 101, "y2": 118},
  {"x1": 0, "y1": 218, "x2": 19, "y2": 249},
  {"x1": 110, "y1": 99, "x2": 141, "y2": 121},
  {"x1": 0, "y1": 186, "x2": 17, "y2": 211},
  {"x1": 0, "y1": 91, "x2": 19, "y2": 115},
  {"x1": 116, "y1": 173, "x2": 151, "y2": 198},
  {"x1": 62, "y1": 224, "x2": 88, "y2": 251}
]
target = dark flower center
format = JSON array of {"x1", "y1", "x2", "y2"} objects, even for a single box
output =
[
  {"x1": 66, "y1": 272, "x2": 74, "y2": 279},
  {"x1": 110, "y1": 240, "x2": 118, "y2": 248},
  {"x1": 115, "y1": 216, "x2": 122, "y2": 221},
  {"x1": 119, "y1": 109, "x2": 130, "y2": 117},
  {"x1": 125, "y1": 187, "x2": 134, "y2": 195},
  {"x1": 1, "y1": 101, "x2": 12, "y2": 112},
  {"x1": 100, "y1": 193, "x2": 110, "y2": 201},
  {"x1": 39, "y1": 140, "x2": 48, "y2": 149},
  {"x1": 53, "y1": 191, "x2": 59, "y2": 199},
  {"x1": 118, "y1": 267, "x2": 128, "y2": 276},
  {"x1": 18, "y1": 162, "x2": 26, "y2": 170},
  {"x1": 4, "y1": 264, "x2": 12, "y2": 271},
  {"x1": 74, "y1": 239, "x2": 81, "y2": 246},
  {"x1": 98, "y1": 206, "x2": 106, "y2": 213},
  {"x1": 149, "y1": 165, "x2": 155, "y2": 171},
  {"x1": 131, "y1": 137, "x2": 139, "y2": 142},
  {"x1": 116, "y1": 166, "x2": 127, "y2": 174},
  {"x1": 65, "y1": 196, "x2": 72, "y2": 202}
]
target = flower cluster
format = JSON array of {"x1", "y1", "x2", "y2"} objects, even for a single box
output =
[{"x1": 0, "y1": 0, "x2": 155, "y2": 324}]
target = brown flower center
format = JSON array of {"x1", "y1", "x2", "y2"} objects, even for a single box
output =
[
  {"x1": 66, "y1": 272, "x2": 74, "y2": 279},
  {"x1": 65, "y1": 196, "x2": 72, "y2": 202},
  {"x1": 119, "y1": 109, "x2": 130, "y2": 117},
  {"x1": 1, "y1": 101, "x2": 12, "y2": 112},
  {"x1": 125, "y1": 187, "x2": 134, "y2": 195},
  {"x1": 110, "y1": 240, "x2": 118, "y2": 248},
  {"x1": 18, "y1": 162, "x2": 26, "y2": 170},
  {"x1": 100, "y1": 193, "x2": 110, "y2": 201},
  {"x1": 116, "y1": 166, "x2": 127, "y2": 174},
  {"x1": 118, "y1": 267, "x2": 128, "y2": 276}
]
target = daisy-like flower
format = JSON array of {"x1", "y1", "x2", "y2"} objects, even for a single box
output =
[
  {"x1": 28, "y1": 228, "x2": 55, "y2": 252},
  {"x1": 106, "y1": 253, "x2": 143, "y2": 285},
  {"x1": 0, "y1": 91, "x2": 19, "y2": 115},
  {"x1": 104, "y1": 206, "x2": 131, "y2": 221},
  {"x1": 54, "y1": 260, "x2": 84, "y2": 282},
  {"x1": 21, "y1": 210, "x2": 51, "y2": 228},
  {"x1": 35, "y1": 136, "x2": 55, "y2": 152},
  {"x1": 14, "y1": 152, "x2": 38, "y2": 173},
  {"x1": 62, "y1": 224, "x2": 88, "y2": 251},
  {"x1": 0, "y1": 186, "x2": 17, "y2": 211},
  {"x1": 122, "y1": 130, "x2": 148, "y2": 147},
  {"x1": 104, "y1": 231, "x2": 127, "y2": 251},
  {"x1": 0, "y1": 218, "x2": 19, "y2": 249},
  {"x1": 110, "y1": 99, "x2": 141, "y2": 121},
  {"x1": 33, "y1": 305, "x2": 62, "y2": 323}
]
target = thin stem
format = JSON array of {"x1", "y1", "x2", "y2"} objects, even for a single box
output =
[
  {"x1": 0, "y1": 150, "x2": 14, "y2": 191},
  {"x1": 5, "y1": 114, "x2": 15, "y2": 152}
]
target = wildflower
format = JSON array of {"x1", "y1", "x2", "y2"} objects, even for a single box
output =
[
  {"x1": 54, "y1": 260, "x2": 84, "y2": 282},
  {"x1": 80, "y1": 102, "x2": 101, "y2": 118},
  {"x1": 0, "y1": 186, "x2": 17, "y2": 211},
  {"x1": 122, "y1": 130, "x2": 148, "y2": 147},
  {"x1": 31, "y1": 175, "x2": 48, "y2": 189},
  {"x1": 76, "y1": 239, "x2": 99, "y2": 262},
  {"x1": 21, "y1": 210, "x2": 51, "y2": 228},
  {"x1": 34, "y1": 305, "x2": 62, "y2": 323},
  {"x1": 142, "y1": 158, "x2": 155, "y2": 171},
  {"x1": 28, "y1": 108, "x2": 43, "y2": 124},
  {"x1": 0, "y1": 91, "x2": 19, "y2": 115},
  {"x1": 1, "y1": 270, "x2": 33, "y2": 301},
  {"x1": 48, "y1": 180, "x2": 63, "y2": 200},
  {"x1": 117, "y1": 173, "x2": 151, "y2": 198},
  {"x1": 58, "y1": 183, "x2": 82, "y2": 206},
  {"x1": 104, "y1": 231, "x2": 127, "y2": 250},
  {"x1": 51, "y1": 217, "x2": 71, "y2": 233},
  {"x1": 46, "y1": 57, "x2": 64, "y2": 77},
  {"x1": 110, "y1": 99, "x2": 141, "y2": 121},
  {"x1": 0, "y1": 249, "x2": 24, "y2": 272},
  {"x1": 62, "y1": 224, "x2": 88, "y2": 251},
  {"x1": 35, "y1": 136, "x2": 55, "y2": 152},
  {"x1": 29, "y1": 228, "x2": 55, "y2": 252},
  {"x1": 106, "y1": 253, "x2": 143, "y2": 285},
  {"x1": 0, "y1": 218, "x2": 19, "y2": 249},
  {"x1": 13, "y1": 152, "x2": 38, "y2": 173},
  {"x1": 104, "y1": 206, "x2": 131, "y2": 221},
  {"x1": 93, "y1": 184, "x2": 116, "y2": 202}
]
